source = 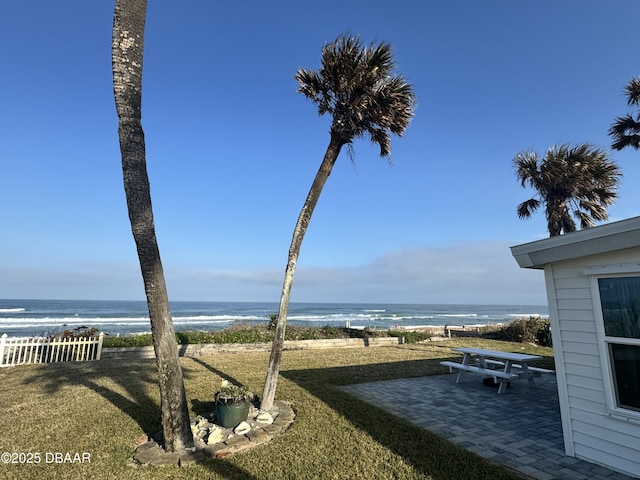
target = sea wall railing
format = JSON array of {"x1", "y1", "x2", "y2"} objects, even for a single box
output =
[{"x1": 0, "y1": 332, "x2": 104, "y2": 367}]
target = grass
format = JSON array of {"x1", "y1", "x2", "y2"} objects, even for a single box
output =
[{"x1": 0, "y1": 337, "x2": 550, "y2": 479}]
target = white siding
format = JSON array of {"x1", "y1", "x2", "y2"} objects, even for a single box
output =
[{"x1": 547, "y1": 248, "x2": 640, "y2": 477}]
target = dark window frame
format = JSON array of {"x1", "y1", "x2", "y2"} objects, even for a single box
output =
[{"x1": 595, "y1": 275, "x2": 640, "y2": 416}]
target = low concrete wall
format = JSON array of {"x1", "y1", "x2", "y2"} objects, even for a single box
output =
[{"x1": 101, "y1": 336, "x2": 405, "y2": 361}]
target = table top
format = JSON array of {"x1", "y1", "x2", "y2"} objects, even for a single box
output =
[{"x1": 452, "y1": 347, "x2": 542, "y2": 362}]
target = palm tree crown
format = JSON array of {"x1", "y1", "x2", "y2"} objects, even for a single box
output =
[
  {"x1": 610, "y1": 76, "x2": 640, "y2": 150},
  {"x1": 514, "y1": 143, "x2": 622, "y2": 236},
  {"x1": 295, "y1": 34, "x2": 416, "y2": 157}
]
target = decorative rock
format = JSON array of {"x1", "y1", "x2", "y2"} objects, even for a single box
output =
[
  {"x1": 234, "y1": 421, "x2": 251, "y2": 435},
  {"x1": 256, "y1": 412, "x2": 274, "y2": 425},
  {"x1": 248, "y1": 405, "x2": 259, "y2": 417},
  {"x1": 196, "y1": 417, "x2": 210, "y2": 427},
  {"x1": 133, "y1": 441, "x2": 166, "y2": 465},
  {"x1": 134, "y1": 449, "x2": 163, "y2": 466},
  {"x1": 135, "y1": 400, "x2": 295, "y2": 466},
  {"x1": 149, "y1": 452, "x2": 180, "y2": 467},
  {"x1": 262, "y1": 423, "x2": 285, "y2": 435},
  {"x1": 246, "y1": 428, "x2": 272, "y2": 444},
  {"x1": 207, "y1": 426, "x2": 224, "y2": 445},
  {"x1": 224, "y1": 434, "x2": 251, "y2": 449},
  {"x1": 179, "y1": 449, "x2": 207, "y2": 466},
  {"x1": 135, "y1": 440, "x2": 161, "y2": 453}
]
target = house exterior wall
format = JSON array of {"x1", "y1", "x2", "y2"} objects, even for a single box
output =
[{"x1": 545, "y1": 247, "x2": 640, "y2": 477}]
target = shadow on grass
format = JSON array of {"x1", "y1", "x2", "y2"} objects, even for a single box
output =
[
  {"x1": 189, "y1": 357, "x2": 247, "y2": 387},
  {"x1": 200, "y1": 458, "x2": 262, "y2": 480},
  {"x1": 23, "y1": 360, "x2": 162, "y2": 436},
  {"x1": 21, "y1": 359, "x2": 264, "y2": 480},
  {"x1": 279, "y1": 355, "x2": 531, "y2": 480},
  {"x1": 188, "y1": 357, "x2": 260, "y2": 417}
]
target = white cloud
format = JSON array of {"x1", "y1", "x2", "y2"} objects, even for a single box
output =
[
  {"x1": 166, "y1": 240, "x2": 547, "y2": 304},
  {"x1": 1, "y1": 241, "x2": 548, "y2": 305},
  {"x1": 290, "y1": 241, "x2": 547, "y2": 304}
]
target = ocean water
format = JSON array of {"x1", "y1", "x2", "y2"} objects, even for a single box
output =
[{"x1": 0, "y1": 299, "x2": 548, "y2": 338}]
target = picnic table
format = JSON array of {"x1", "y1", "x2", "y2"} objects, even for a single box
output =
[{"x1": 440, "y1": 347, "x2": 553, "y2": 394}]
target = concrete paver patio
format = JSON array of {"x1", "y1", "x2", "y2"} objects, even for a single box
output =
[{"x1": 340, "y1": 373, "x2": 638, "y2": 480}]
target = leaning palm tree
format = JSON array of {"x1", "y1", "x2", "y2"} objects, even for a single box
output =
[
  {"x1": 610, "y1": 77, "x2": 640, "y2": 151},
  {"x1": 513, "y1": 143, "x2": 621, "y2": 237},
  {"x1": 260, "y1": 34, "x2": 416, "y2": 411},
  {"x1": 112, "y1": 0, "x2": 193, "y2": 452}
]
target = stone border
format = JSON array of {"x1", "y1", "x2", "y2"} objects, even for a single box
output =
[
  {"x1": 103, "y1": 336, "x2": 409, "y2": 360},
  {"x1": 131, "y1": 400, "x2": 295, "y2": 467}
]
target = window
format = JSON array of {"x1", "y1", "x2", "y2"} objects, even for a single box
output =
[{"x1": 597, "y1": 277, "x2": 640, "y2": 413}]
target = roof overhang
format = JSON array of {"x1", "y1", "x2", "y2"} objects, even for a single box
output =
[{"x1": 510, "y1": 216, "x2": 640, "y2": 269}]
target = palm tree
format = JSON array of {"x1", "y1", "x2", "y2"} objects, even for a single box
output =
[
  {"x1": 513, "y1": 143, "x2": 621, "y2": 237},
  {"x1": 260, "y1": 34, "x2": 416, "y2": 411},
  {"x1": 111, "y1": 0, "x2": 193, "y2": 452},
  {"x1": 610, "y1": 77, "x2": 640, "y2": 150}
]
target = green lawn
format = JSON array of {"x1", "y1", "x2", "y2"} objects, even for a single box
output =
[{"x1": 0, "y1": 338, "x2": 549, "y2": 479}]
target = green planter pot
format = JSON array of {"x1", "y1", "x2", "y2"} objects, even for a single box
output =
[{"x1": 216, "y1": 401, "x2": 250, "y2": 428}]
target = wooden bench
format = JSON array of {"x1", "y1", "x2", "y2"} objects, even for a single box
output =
[
  {"x1": 440, "y1": 361, "x2": 519, "y2": 380},
  {"x1": 443, "y1": 325, "x2": 481, "y2": 338}
]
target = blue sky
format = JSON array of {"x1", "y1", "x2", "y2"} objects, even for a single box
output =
[{"x1": 2, "y1": 1, "x2": 639, "y2": 304}]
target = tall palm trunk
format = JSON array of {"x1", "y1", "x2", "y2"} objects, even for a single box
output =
[
  {"x1": 261, "y1": 136, "x2": 343, "y2": 411},
  {"x1": 112, "y1": 0, "x2": 193, "y2": 452}
]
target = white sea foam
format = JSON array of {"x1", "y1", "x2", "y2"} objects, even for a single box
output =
[
  {"x1": 1, "y1": 316, "x2": 149, "y2": 324},
  {"x1": 387, "y1": 315, "x2": 435, "y2": 320},
  {"x1": 173, "y1": 315, "x2": 261, "y2": 321},
  {"x1": 0, "y1": 300, "x2": 550, "y2": 337}
]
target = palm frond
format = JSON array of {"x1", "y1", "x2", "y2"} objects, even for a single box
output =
[
  {"x1": 574, "y1": 209, "x2": 596, "y2": 230},
  {"x1": 610, "y1": 76, "x2": 640, "y2": 150},
  {"x1": 297, "y1": 33, "x2": 416, "y2": 159},
  {"x1": 609, "y1": 114, "x2": 640, "y2": 150},
  {"x1": 516, "y1": 198, "x2": 540, "y2": 219},
  {"x1": 368, "y1": 127, "x2": 392, "y2": 157},
  {"x1": 624, "y1": 77, "x2": 640, "y2": 106},
  {"x1": 513, "y1": 143, "x2": 621, "y2": 236},
  {"x1": 576, "y1": 200, "x2": 608, "y2": 221},
  {"x1": 559, "y1": 214, "x2": 577, "y2": 235},
  {"x1": 513, "y1": 151, "x2": 540, "y2": 188},
  {"x1": 365, "y1": 40, "x2": 394, "y2": 73}
]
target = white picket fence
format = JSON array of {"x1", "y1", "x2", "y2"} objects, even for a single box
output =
[{"x1": 0, "y1": 332, "x2": 104, "y2": 367}]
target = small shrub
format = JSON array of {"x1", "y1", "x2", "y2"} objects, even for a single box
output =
[
  {"x1": 102, "y1": 333, "x2": 153, "y2": 347},
  {"x1": 536, "y1": 319, "x2": 553, "y2": 347},
  {"x1": 388, "y1": 330, "x2": 431, "y2": 343},
  {"x1": 267, "y1": 313, "x2": 278, "y2": 331},
  {"x1": 100, "y1": 324, "x2": 430, "y2": 348},
  {"x1": 176, "y1": 331, "x2": 209, "y2": 344},
  {"x1": 214, "y1": 380, "x2": 255, "y2": 404},
  {"x1": 60, "y1": 326, "x2": 100, "y2": 338},
  {"x1": 362, "y1": 326, "x2": 387, "y2": 338},
  {"x1": 211, "y1": 326, "x2": 273, "y2": 344},
  {"x1": 285, "y1": 325, "x2": 349, "y2": 340},
  {"x1": 493, "y1": 317, "x2": 552, "y2": 346}
]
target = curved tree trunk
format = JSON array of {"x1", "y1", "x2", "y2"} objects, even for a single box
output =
[
  {"x1": 112, "y1": 0, "x2": 193, "y2": 452},
  {"x1": 261, "y1": 136, "x2": 343, "y2": 411}
]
